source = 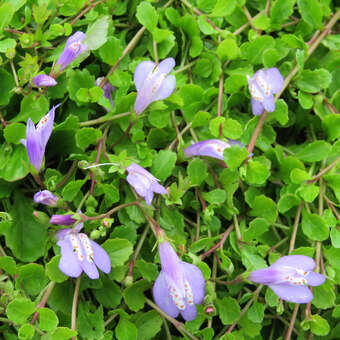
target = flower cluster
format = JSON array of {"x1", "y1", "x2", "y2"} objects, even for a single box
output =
[{"x1": 23, "y1": 30, "x2": 324, "y2": 327}]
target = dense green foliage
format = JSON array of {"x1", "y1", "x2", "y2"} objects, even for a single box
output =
[{"x1": 0, "y1": 0, "x2": 339, "y2": 339}]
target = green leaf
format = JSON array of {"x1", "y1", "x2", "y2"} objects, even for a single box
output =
[
  {"x1": 242, "y1": 36, "x2": 275, "y2": 65},
  {"x1": 217, "y1": 39, "x2": 239, "y2": 61},
  {"x1": 18, "y1": 323, "x2": 35, "y2": 340},
  {"x1": 0, "y1": 256, "x2": 16, "y2": 275},
  {"x1": 13, "y1": 92, "x2": 49, "y2": 123},
  {"x1": 202, "y1": 189, "x2": 226, "y2": 204},
  {"x1": 4, "y1": 123, "x2": 26, "y2": 144},
  {"x1": 278, "y1": 194, "x2": 301, "y2": 213},
  {"x1": 216, "y1": 297, "x2": 240, "y2": 325},
  {"x1": 51, "y1": 327, "x2": 77, "y2": 340},
  {"x1": 296, "y1": 184, "x2": 319, "y2": 203},
  {"x1": 243, "y1": 218, "x2": 270, "y2": 242},
  {"x1": 301, "y1": 211, "x2": 329, "y2": 241},
  {"x1": 0, "y1": 144, "x2": 29, "y2": 182},
  {"x1": 0, "y1": 38, "x2": 16, "y2": 53},
  {"x1": 298, "y1": 91, "x2": 313, "y2": 109},
  {"x1": 309, "y1": 315, "x2": 330, "y2": 336},
  {"x1": 297, "y1": 0, "x2": 323, "y2": 29},
  {"x1": 78, "y1": 304, "x2": 105, "y2": 339},
  {"x1": 312, "y1": 280, "x2": 335, "y2": 310},
  {"x1": 93, "y1": 276, "x2": 122, "y2": 308},
  {"x1": 136, "y1": 2, "x2": 158, "y2": 32},
  {"x1": 84, "y1": 16, "x2": 109, "y2": 50},
  {"x1": 224, "y1": 74, "x2": 247, "y2": 94},
  {"x1": 17, "y1": 263, "x2": 48, "y2": 296},
  {"x1": 253, "y1": 13, "x2": 270, "y2": 30},
  {"x1": 0, "y1": 3, "x2": 15, "y2": 35},
  {"x1": 116, "y1": 317, "x2": 138, "y2": 340},
  {"x1": 151, "y1": 150, "x2": 176, "y2": 181},
  {"x1": 102, "y1": 238, "x2": 133, "y2": 267},
  {"x1": 76, "y1": 127, "x2": 102, "y2": 150},
  {"x1": 211, "y1": 0, "x2": 237, "y2": 17},
  {"x1": 245, "y1": 160, "x2": 270, "y2": 186},
  {"x1": 135, "y1": 259, "x2": 158, "y2": 282},
  {"x1": 271, "y1": 99, "x2": 288, "y2": 126},
  {"x1": 270, "y1": 0, "x2": 295, "y2": 25},
  {"x1": 67, "y1": 69, "x2": 95, "y2": 104},
  {"x1": 296, "y1": 69, "x2": 332, "y2": 93},
  {"x1": 187, "y1": 158, "x2": 208, "y2": 185},
  {"x1": 249, "y1": 195, "x2": 277, "y2": 224},
  {"x1": 5, "y1": 192, "x2": 47, "y2": 261},
  {"x1": 38, "y1": 308, "x2": 59, "y2": 332},
  {"x1": 296, "y1": 141, "x2": 331, "y2": 162},
  {"x1": 290, "y1": 168, "x2": 312, "y2": 184},
  {"x1": 46, "y1": 255, "x2": 68, "y2": 283},
  {"x1": 135, "y1": 310, "x2": 162, "y2": 340},
  {"x1": 222, "y1": 119, "x2": 242, "y2": 139},
  {"x1": 247, "y1": 302, "x2": 265, "y2": 323},
  {"x1": 62, "y1": 179, "x2": 86, "y2": 201},
  {"x1": 223, "y1": 145, "x2": 249, "y2": 170},
  {"x1": 124, "y1": 279, "x2": 151, "y2": 312},
  {"x1": 6, "y1": 298, "x2": 35, "y2": 324},
  {"x1": 322, "y1": 114, "x2": 340, "y2": 141},
  {"x1": 0, "y1": 68, "x2": 15, "y2": 106},
  {"x1": 99, "y1": 36, "x2": 124, "y2": 65}
]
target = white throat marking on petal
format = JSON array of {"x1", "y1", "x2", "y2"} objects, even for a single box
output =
[
  {"x1": 249, "y1": 83, "x2": 264, "y2": 101},
  {"x1": 69, "y1": 41, "x2": 81, "y2": 53},
  {"x1": 256, "y1": 73, "x2": 271, "y2": 96},
  {"x1": 36, "y1": 115, "x2": 49, "y2": 132},
  {"x1": 69, "y1": 234, "x2": 84, "y2": 261},
  {"x1": 184, "y1": 280, "x2": 194, "y2": 305},
  {"x1": 169, "y1": 285, "x2": 186, "y2": 310},
  {"x1": 79, "y1": 233, "x2": 94, "y2": 263}
]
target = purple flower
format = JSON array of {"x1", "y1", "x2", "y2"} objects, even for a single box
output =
[
  {"x1": 249, "y1": 255, "x2": 325, "y2": 303},
  {"x1": 21, "y1": 104, "x2": 60, "y2": 172},
  {"x1": 50, "y1": 214, "x2": 76, "y2": 225},
  {"x1": 184, "y1": 139, "x2": 232, "y2": 160},
  {"x1": 247, "y1": 67, "x2": 284, "y2": 115},
  {"x1": 153, "y1": 241, "x2": 205, "y2": 321},
  {"x1": 56, "y1": 31, "x2": 88, "y2": 72},
  {"x1": 134, "y1": 58, "x2": 176, "y2": 114},
  {"x1": 56, "y1": 222, "x2": 111, "y2": 279},
  {"x1": 126, "y1": 163, "x2": 167, "y2": 206},
  {"x1": 33, "y1": 74, "x2": 57, "y2": 87},
  {"x1": 95, "y1": 77, "x2": 115, "y2": 108},
  {"x1": 34, "y1": 190, "x2": 58, "y2": 207}
]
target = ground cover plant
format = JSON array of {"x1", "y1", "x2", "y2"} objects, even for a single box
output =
[{"x1": 0, "y1": 0, "x2": 339, "y2": 339}]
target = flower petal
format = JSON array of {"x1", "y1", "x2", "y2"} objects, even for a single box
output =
[
  {"x1": 269, "y1": 283, "x2": 313, "y2": 303},
  {"x1": 184, "y1": 140, "x2": 229, "y2": 160},
  {"x1": 134, "y1": 87, "x2": 153, "y2": 114},
  {"x1": 134, "y1": 61, "x2": 156, "y2": 92},
  {"x1": 50, "y1": 214, "x2": 76, "y2": 225},
  {"x1": 251, "y1": 98, "x2": 265, "y2": 116},
  {"x1": 145, "y1": 189, "x2": 154, "y2": 206},
  {"x1": 126, "y1": 172, "x2": 149, "y2": 198},
  {"x1": 150, "y1": 181, "x2": 167, "y2": 195},
  {"x1": 305, "y1": 272, "x2": 325, "y2": 286},
  {"x1": 181, "y1": 304, "x2": 197, "y2": 321},
  {"x1": 57, "y1": 238, "x2": 83, "y2": 278},
  {"x1": 33, "y1": 75, "x2": 57, "y2": 87},
  {"x1": 271, "y1": 255, "x2": 316, "y2": 271},
  {"x1": 249, "y1": 268, "x2": 282, "y2": 284},
  {"x1": 90, "y1": 240, "x2": 111, "y2": 274},
  {"x1": 65, "y1": 31, "x2": 86, "y2": 47},
  {"x1": 264, "y1": 67, "x2": 284, "y2": 94},
  {"x1": 158, "y1": 58, "x2": 176, "y2": 75},
  {"x1": 153, "y1": 271, "x2": 179, "y2": 318},
  {"x1": 127, "y1": 163, "x2": 158, "y2": 181},
  {"x1": 78, "y1": 247, "x2": 99, "y2": 279},
  {"x1": 26, "y1": 118, "x2": 43, "y2": 171},
  {"x1": 37, "y1": 104, "x2": 59, "y2": 149},
  {"x1": 262, "y1": 94, "x2": 275, "y2": 112},
  {"x1": 182, "y1": 262, "x2": 205, "y2": 305},
  {"x1": 158, "y1": 241, "x2": 182, "y2": 281},
  {"x1": 152, "y1": 75, "x2": 176, "y2": 101}
]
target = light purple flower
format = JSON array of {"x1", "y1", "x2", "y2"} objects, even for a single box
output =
[
  {"x1": 134, "y1": 58, "x2": 176, "y2": 114},
  {"x1": 249, "y1": 255, "x2": 325, "y2": 303},
  {"x1": 34, "y1": 190, "x2": 58, "y2": 206},
  {"x1": 56, "y1": 31, "x2": 88, "y2": 72},
  {"x1": 247, "y1": 67, "x2": 284, "y2": 115},
  {"x1": 95, "y1": 77, "x2": 115, "y2": 108},
  {"x1": 21, "y1": 104, "x2": 60, "y2": 172},
  {"x1": 153, "y1": 241, "x2": 205, "y2": 321},
  {"x1": 50, "y1": 214, "x2": 76, "y2": 225},
  {"x1": 184, "y1": 139, "x2": 232, "y2": 160},
  {"x1": 33, "y1": 74, "x2": 57, "y2": 87},
  {"x1": 126, "y1": 163, "x2": 167, "y2": 206},
  {"x1": 56, "y1": 222, "x2": 111, "y2": 279}
]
